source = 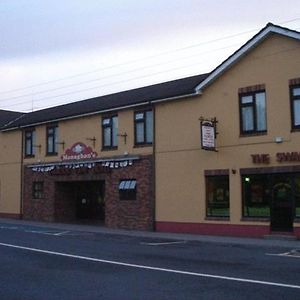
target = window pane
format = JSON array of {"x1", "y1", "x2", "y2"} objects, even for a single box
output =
[
  {"x1": 145, "y1": 111, "x2": 153, "y2": 143},
  {"x1": 293, "y1": 87, "x2": 300, "y2": 96},
  {"x1": 293, "y1": 100, "x2": 300, "y2": 126},
  {"x1": 112, "y1": 117, "x2": 118, "y2": 146},
  {"x1": 47, "y1": 136, "x2": 54, "y2": 153},
  {"x1": 242, "y1": 107, "x2": 254, "y2": 131},
  {"x1": 136, "y1": 122, "x2": 144, "y2": 143},
  {"x1": 104, "y1": 127, "x2": 111, "y2": 147},
  {"x1": 241, "y1": 95, "x2": 253, "y2": 104},
  {"x1": 129, "y1": 180, "x2": 136, "y2": 189},
  {"x1": 102, "y1": 118, "x2": 110, "y2": 125},
  {"x1": 54, "y1": 127, "x2": 58, "y2": 153},
  {"x1": 255, "y1": 92, "x2": 266, "y2": 131},
  {"x1": 32, "y1": 131, "x2": 36, "y2": 155},
  {"x1": 26, "y1": 139, "x2": 32, "y2": 155},
  {"x1": 206, "y1": 176, "x2": 229, "y2": 217},
  {"x1": 242, "y1": 175, "x2": 270, "y2": 217},
  {"x1": 119, "y1": 181, "x2": 126, "y2": 190},
  {"x1": 135, "y1": 112, "x2": 144, "y2": 120}
]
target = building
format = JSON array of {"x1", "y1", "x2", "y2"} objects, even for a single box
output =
[{"x1": 0, "y1": 23, "x2": 300, "y2": 238}]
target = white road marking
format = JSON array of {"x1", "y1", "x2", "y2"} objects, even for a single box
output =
[
  {"x1": 0, "y1": 242, "x2": 300, "y2": 290},
  {"x1": 266, "y1": 250, "x2": 300, "y2": 259},
  {"x1": 140, "y1": 241, "x2": 187, "y2": 246},
  {"x1": 53, "y1": 231, "x2": 70, "y2": 236}
]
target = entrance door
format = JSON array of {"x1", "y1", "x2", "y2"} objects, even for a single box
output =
[
  {"x1": 271, "y1": 175, "x2": 294, "y2": 232},
  {"x1": 75, "y1": 181, "x2": 105, "y2": 221}
]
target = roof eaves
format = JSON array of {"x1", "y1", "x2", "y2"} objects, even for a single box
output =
[{"x1": 195, "y1": 23, "x2": 300, "y2": 92}]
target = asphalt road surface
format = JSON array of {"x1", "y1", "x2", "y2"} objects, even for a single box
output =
[{"x1": 0, "y1": 221, "x2": 299, "y2": 300}]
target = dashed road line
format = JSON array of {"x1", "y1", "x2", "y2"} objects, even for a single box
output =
[{"x1": 0, "y1": 242, "x2": 300, "y2": 290}]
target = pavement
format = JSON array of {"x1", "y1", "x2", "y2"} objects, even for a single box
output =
[{"x1": 0, "y1": 217, "x2": 299, "y2": 249}]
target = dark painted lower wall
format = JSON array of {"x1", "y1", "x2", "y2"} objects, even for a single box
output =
[{"x1": 156, "y1": 221, "x2": 300, "y2": 238}]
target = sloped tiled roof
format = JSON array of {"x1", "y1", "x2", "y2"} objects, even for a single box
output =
[
  {"x1": 0, "y1": 109, "x2": 23, "y2": 128},
  {"x1": 2, "y1": 73, "x2": 209, "y2": 130}
]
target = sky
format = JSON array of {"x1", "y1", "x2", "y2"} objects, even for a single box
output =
[{"x1": 0, "y1": 0, "x2": 300, "y2": 112}]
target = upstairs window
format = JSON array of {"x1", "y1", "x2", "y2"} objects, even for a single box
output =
[
  {"x1": 239, "y1": 91, "x2": 267, "y2": 135},
  {"x1": 290, "y1": 85, "x2": 300, "y2": 130},
  {"x1": 134, "y1": 110, "x2": 153, "y2": 145},
  {"x1": 102, "y1": 116, "x2": 118, "y2": 149},
  {"x1": 46, "y1": 125, "x2": 58, "y2": 155},
  {"x1": 24, "y1": 129, "x2": 36, "y2": 157}
]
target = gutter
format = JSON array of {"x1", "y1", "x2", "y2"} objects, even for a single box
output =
[{"x1": 1, "y1": 92, "x2": 201, "y2": 132}]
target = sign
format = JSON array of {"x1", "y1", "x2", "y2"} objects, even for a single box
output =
[
  {"x1": 201, "y1": 121, "x2": 216, "y2": 151},
  {"x1": 61, "y1": 142, "x2": 97, "y2": 161},
  {"x1": 251, "y1": 152, "x2": 300, "y2": 164}
]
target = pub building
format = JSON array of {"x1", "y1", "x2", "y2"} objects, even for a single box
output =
[{"x1": 0, "y1": 23, "x2": 300, "y2": 238}]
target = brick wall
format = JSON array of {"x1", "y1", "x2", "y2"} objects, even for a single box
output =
[{"x1": 23, "y1": 155, "x2": 154, "y2": 231}]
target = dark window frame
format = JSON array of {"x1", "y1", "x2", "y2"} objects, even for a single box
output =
[
  {"x1": 290, "y1": 84, "x2": 300, "y2": 130},
  {"x1": 241, "y1": 174, "x2": 271, "y2": 218},
  {"x1": 119, "y1": 179, "x2": 137, "y2": 201},
  {"x1": 205, "y1": 175, "x2": 230, "y2": 218},
  {"x1": 134, "y1": 109, "x2": 153, "y2": 146},
  {"x1": 24, "y1": 129, "x2": 35, "y2": 157},
  {"x1": 32, "y1": 181, "x2": 44, "y2": 199},
  {"x1": 46, "y1": 124, "x2": 58, "y2": 156},
  {"x1": 102, "y1": 115, "x2": 118, "y2": 150},
  {"x1": 239, "y1": 90, "x2": 267, "y2": 135}
]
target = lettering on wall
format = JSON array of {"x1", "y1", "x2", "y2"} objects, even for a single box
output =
[{"x1": 251, "y1": 152, "x2": 300, "y2": 164}]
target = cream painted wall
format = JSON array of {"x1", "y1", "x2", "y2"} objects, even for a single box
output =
[
  {"x1": 155, "y1": 34, "x2": 300, "y2": 225},
  {"x1": 23, "y1": 108, "x2": 153, "y2": 165},
  {"x1": 0, "y1": 130, "x2": 22, "y2": 214}
]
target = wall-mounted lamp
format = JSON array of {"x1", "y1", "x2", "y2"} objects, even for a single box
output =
[
  {"x1": 86, "y1": 136, "x2": 96, "y2": 148},
  {"x1": 56, "y1": 141, "x2": 65, "y2": 150},
  {"x1": 118, "y1": 132, "x2": 128, "y2": 144}
]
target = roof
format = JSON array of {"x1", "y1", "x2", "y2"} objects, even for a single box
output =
[
  {"x1": 196, "y1": 23, "x2": 300, "y2": 92},
  {"x1": 0, "y1": 109, "x2": 23, "y2": 128},
  {"x1": 2, "y1": 73, "x2": 209, "y2": 130}
]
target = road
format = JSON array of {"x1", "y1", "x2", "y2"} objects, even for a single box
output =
[{"x1": 0, "y1": 221, "x2": 299, "y2": 299}]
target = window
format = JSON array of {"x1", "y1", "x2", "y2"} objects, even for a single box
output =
[
  {"x1": 32, "y1": 182, "x2": 44, "y2": 199},
  {"x1": 290, "y1": 85, "x2": 300, "y2": 130},
  {"x1": 206, "y1": 176, "x2": 229, "y2": 217},
  {"x1": 24, "y1": 129, "x2": 36, "y2": 157},
  {"x1": 46, "y1": 125, "x2": 58, "y2": 155},
  {"x1": 119, "y1": 179, "x2": 137, "y2": 200},
  {"x1": 102, "y1": 116, "x2": 118, "y2": 149},
  {"x1": 134, "y1": 110, "x2": 153, "y2": 145},
  {"x1": 242, "y1": 175, "x2": 270, "y2": 218},
  {"x1": 239, "y1": 91, "x2": 267, "y2": 134}
]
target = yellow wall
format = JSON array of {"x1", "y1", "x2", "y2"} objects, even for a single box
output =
[
  {"x1": 23, "y1": 108, "x2": 153, "y2": 165},
  {"x1": 0, "y1": 130, "x2": 22, "y2": 215},
  {"x1": 155, "y1": 34, "x2": 300, "y2": 225}
]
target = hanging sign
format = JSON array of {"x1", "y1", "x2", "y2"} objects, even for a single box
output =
[
  {"x1": 201, "y1": 120, "x2": 216, "y2": 151},
  {"x1": 61, "y1": 142, "x2": 98, "y2": 161}
]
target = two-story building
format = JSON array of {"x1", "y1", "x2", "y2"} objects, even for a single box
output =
[{"x1": 0, "y1": 23, "x2": 300, "y2": 238}]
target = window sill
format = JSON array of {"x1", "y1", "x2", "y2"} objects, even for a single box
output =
[
  {"x1": 239, "y1": 131, "x2": 267, "y2": 138},
  {"x1": 241, "y1": 217, "x2": 269, "y2": 222},
  {"x1": 291, "y1": 128, "x2": 300, "y2": 132},
  {"x1": 24, "y1": 155, "x2": 35, "y2": 159},
  {"x1": 134, "y1": 143, "x2": 153, "y2": 148},
  {"x1": 101, "y1": 147, "x2": 118, "y2": 152},
  {"x1": 46, "y1": 153, "x2": 58, "y2": 157},
  {"x1": 205, "y1": 216, "x2": 230, "y2": 221}
]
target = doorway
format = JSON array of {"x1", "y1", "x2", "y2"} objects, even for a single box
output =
[
  {"x1": 75, "y1": 181, "x2": 105, "y2": 221},
  {"x1": 270, "y1": 175, "x2": 294, "y2": 232},
  {"x1": 55, "y1": 181, "x2": 105, "y2": 223}
]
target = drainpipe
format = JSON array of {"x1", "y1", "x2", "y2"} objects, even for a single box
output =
[
  {"x1": 20, "y1": 129, "x2": 24, "y2": 219},
  {"x1": 152, "y1": 103, "x2": 156, "y2": 232}
]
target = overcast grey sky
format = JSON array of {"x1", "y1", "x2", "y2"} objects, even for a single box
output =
[{"x1": 0, "y1": 0, "x2": 300, "y2": 112}]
